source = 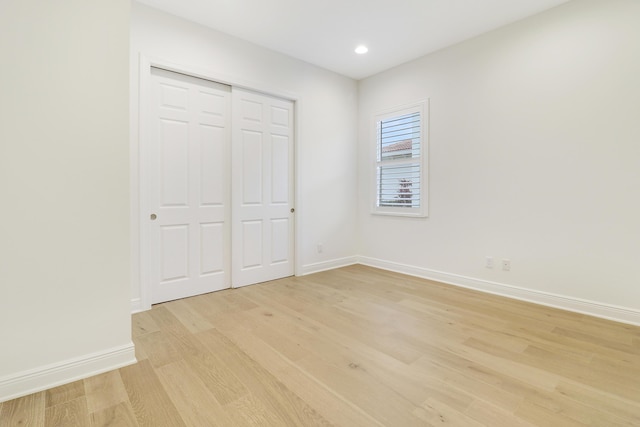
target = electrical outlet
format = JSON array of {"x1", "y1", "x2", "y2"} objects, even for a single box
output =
[
  {"x1": 317, "y1": 243, "x2": 323, "y2": 253},
  {"x1": 485, "y1": 256, "x2": 494, "y2": 269},
  {"x1": 502, "y1": 259, "x2": 511, "y2": 271}
]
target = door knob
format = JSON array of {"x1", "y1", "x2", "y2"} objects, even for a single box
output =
[
  {"x1": 290, "y1": 208, "x2": 295, "y2": 213},
  {"x1": 150, "y1": 213, "x2": 157, "y2": 220}
]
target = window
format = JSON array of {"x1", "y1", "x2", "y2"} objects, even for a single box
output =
[{"x1": 373, "y1": 101, "x2": 428, "y2": 217}]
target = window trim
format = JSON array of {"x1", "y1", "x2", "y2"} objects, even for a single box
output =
[{"x1": 371, "y1": 100, "x2": 428, "y2": 218}]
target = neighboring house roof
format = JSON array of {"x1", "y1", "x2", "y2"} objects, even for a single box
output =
[{"x1": 382, "y1": 139, "x2": 412, "y2": 153}]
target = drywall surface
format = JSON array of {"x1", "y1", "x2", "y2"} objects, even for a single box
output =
[
  {"x1": 130, "y1": 3, "x2": 358, "y2": 306},
  {"x1": 0, "y1": 0, "x2": 133, "y2": 396},
  {"x1": 358, "y1": 0, "x2": 640, "y2": 314}
]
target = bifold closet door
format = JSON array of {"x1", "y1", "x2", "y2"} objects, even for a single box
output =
[
  {"x1": 231, "y1": 88, "x2": 295, "y2": 287},
  {"x1": 148, "y1": 67, "x2": 231, "y2": 304}
]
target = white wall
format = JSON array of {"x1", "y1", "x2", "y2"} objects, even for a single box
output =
[
  {"x1": 357, "y1": 0, "x2": 640, "y2": 322},
  {"x1": 0, "y1": 1, "x2": 134, "y2": 401},
  {"x1": 130, "y1": 3, "x2": 359, "y2": 307}
]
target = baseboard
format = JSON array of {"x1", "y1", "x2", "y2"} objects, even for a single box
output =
[
  {"x1": 358, "y1": 256, "x2": 640, "y2": 326},
  {"x1": 300, "y1": 256, "x2": 359, "y2": 276},
  {"x1": 0, "y1": 343, "x2": 137, "y2": 403},
  {"x1": 131, "y1": 297, "x2": 144, "y2": 314}
]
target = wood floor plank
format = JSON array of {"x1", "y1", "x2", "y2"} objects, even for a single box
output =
[
  {"x1": 248, "y1": 285, "x2": 424, "y2": 364},
  {"x1": 419, "y1": 397, "x2": 486, "y2": 426},
  {"x1": 502, "y1": 322, "x2": 637, "y2": 365},
  {"x1": 589, "y1": 352, "x2": 640, "y2": 378},
  {"x1": 44, "y1": 397, "x2": 90, "y2": 427},
  {"x1": 45, "y1": 381, "x2": 85, "y2": 408},
  {"x1": 89, "y1": 401, "x2": 139, "y2": 427},
  {"x1": 162, "y1": 298, "x2": 214, "y2": 334},
  {"x1": 296, "y1": 353, "x2": 426, "y2": 427},
  {"x1": 514, "y1": 399, "x2": 591, "y2": 427},
  {"x1": 214, "y1": 313, "x2": 385, "y2": 427},
  {"x1": 223, "y1": 394, "x2": 290, "y2": 427},
  {"x1": 133, "y1": 330, "x2": 181, "y2": 368},
  {"x1": 182, "y1": 348, "x2": 250, "y2": 405},
  {"x1": 522, "y1": 388, "x2": 637, "y2": 427},
  {"x1": 554, "y1": 381, "x2": 640, "y2": 425},
  {"x1": 119, "y1": 359, "x2": 186, "y2": 427},
  {"x1": 464, "y1": 399, "x2": 537, "y2": 427},
  {"x1": 546, "y1": 314, "x2": 640, "y2": 346},
  {"x1": 197, "y1": 328, "x2": 333, "y2": 426},
  {"x1": 437, "y1": 338, "x2": 561, "y2": 392},
  {"x1": 155, "y1": 360, "x2": 234, "y2": 427},
  {"x1": 146, "y1": 304, "x2": 212, "y2": 363},
  {"x1": 176, "y1": 303, "x2": 252, "y2": 406},
  {"x1": 523, "y1": 345, "x2": 640, "y2": 398},
  {"x1": 400, "y1": 300, "x2": 539, "y2": 351},
  {"x1": 131, "y1": 310, "x2": 160, "y2": 338},
  {"x1": 413, "y1": 355, "x2": 525, "y2": 412},
  {"x1": 466, "y1": 337, "x2": 590, "y2": 384},
  {"x1": 84, "y1": 370, "x2": 129, "y2": 414},
  {"x1": 234, "y1": 299, "x2": 458, "y2": 409},
  {"x1": 275, "y1": 364, "x2": 384, "y2": 427},
  {"x1": 187, "y1": 289, "x2": 259, "y2": 321},
  {"x1": 0, "y1": 392, "x2": 45, "y2": 427},
  {"x1": 552, "y1": 326, "x2": 640, "y2": 355}
]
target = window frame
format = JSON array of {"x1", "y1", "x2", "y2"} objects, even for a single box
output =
[{"x1": 372, "y1": 100, "x2": 428, "y2": 218}]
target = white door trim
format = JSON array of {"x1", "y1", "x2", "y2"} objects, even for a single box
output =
[{"x1": 133, "y1": 55, "x2": 302, "y2": 312}]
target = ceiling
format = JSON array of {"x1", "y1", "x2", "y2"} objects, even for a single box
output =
[{"x1": 135, "y1": 0, "x2": 571, "y2": 80}]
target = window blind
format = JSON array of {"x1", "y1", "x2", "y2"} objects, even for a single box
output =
[{"x1": 377, "y1": 111, "x2": 421, "y2": 209}]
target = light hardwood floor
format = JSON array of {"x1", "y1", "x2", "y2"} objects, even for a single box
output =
[{"x1": 2, "y1": 265, "x2": 639, "y2": 426}]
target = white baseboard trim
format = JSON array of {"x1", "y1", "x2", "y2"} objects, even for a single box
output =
[
  {"x1": 131, "y1": 297, "x2": 144, "y2": 314},
  {"x1": 0, "y1": 343, "x2": 137, "y2": 403},
  {"x1": 299, "y1": 256, "x2": 359, "y2": 276},
  {"x1": 358, "y1": 256, "x2": 640, "y2": 326}
]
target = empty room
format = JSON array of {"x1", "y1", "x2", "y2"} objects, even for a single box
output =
[{"x1": 1, "y1": 0, "x2": 639, "y2": 426}]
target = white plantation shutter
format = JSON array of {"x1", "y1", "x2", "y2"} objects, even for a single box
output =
[{"x1": 374, "y1": 101, "x2": 428, "y2": 217}]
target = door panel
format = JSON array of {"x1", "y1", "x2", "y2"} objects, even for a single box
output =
[
  {"x1": 241, "y1": 131, "x2": 263, "y2": 204},
  {"x1": 232, "y1": 88, "x2": 295, "y2": 287},
  {"x1": 271, "y1": 218, "x2": 290, "y2": 263},
  {"x1": 149, "y1": 68, "x2": 231, "y2": 304},
  {"x1": 271, "y1": 135, "x2": 290, "y2": 203},
  {"x1": 241, "y1": 220, "x2": 263, "y2": 269},
  {"x1": 199, "y1": 222, "x2": 225, "y2": 275},
  {"x1": 160, "y1": 119, "x2": 189, "y2": 207},
  {"x1": 160, "y1": 225, "x2": 189, "y2": 282}
]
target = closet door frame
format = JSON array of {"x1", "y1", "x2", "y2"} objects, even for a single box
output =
[{"x1": 134, "y1": 55, "x2": 301, "y2": 312}]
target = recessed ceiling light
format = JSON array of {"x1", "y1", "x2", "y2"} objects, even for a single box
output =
[{"x1": 355, "y1": 45, "x2": 368, "y2": 54}]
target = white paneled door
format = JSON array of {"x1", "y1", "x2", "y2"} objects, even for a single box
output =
[
  {"x1": 232, "y1": 88, "x2": 295, "y2": 287},
  {"x1": 148, "y1": 68, "x2": 231, "y2": 304},
  {"x1": 145, "y1": 68, "x2": 295, "y2": 304}
]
